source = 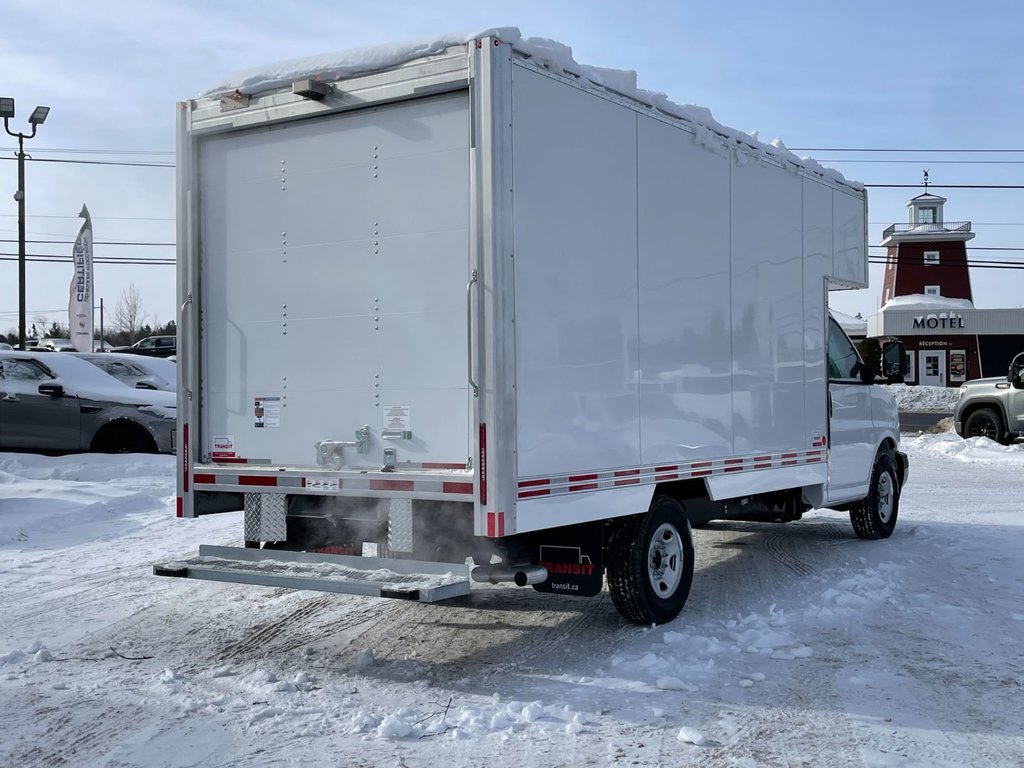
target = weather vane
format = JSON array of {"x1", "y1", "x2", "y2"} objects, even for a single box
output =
[{"x1": 923, "y1": 169, "x2": 930, "y2": 191}]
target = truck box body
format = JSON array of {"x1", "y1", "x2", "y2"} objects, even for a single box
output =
[{"x1": 168, "y1": 30, "x2": 904, "y2": 623}]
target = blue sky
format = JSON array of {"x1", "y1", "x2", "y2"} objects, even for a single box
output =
[{"x1": 1, "y1": 0, "x2": 1022, "y2": 335}]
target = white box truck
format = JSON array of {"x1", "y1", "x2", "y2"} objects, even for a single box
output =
[{"x1": 158, "y1": 29, "x2": 910, "y2": 624}]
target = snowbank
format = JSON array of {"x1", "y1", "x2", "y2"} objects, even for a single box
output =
[{"x1": 883, "y1": 383, "x2": 959, "y2": 412}]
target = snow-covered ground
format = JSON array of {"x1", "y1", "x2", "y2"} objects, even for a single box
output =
[{"x1": 2, "y1": 432, "x2": 1023, "y2": 767}]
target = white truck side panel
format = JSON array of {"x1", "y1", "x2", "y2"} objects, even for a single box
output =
[
  {"x1": 728, "y1": 157, "x2": 807, "y2": 455},
  {"x1": 198, "y1": 92, "x2": 471, "y2": 467},
  {"x1": 511, "y1": 67, "x2": 641, "y2": 478},
  {"x1": 637, "y1": 115, "x2": 733, "y2": 463}
]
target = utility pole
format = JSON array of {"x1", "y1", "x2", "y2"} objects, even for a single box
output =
[{"x1": 1, "y1": 97, "x2": 50, "y2": 349}]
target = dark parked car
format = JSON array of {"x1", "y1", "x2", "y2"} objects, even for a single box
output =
[
  {"x1": 112, "y1": 335, "x2": 176, "y2": 358},
  {"x1": 0, "y1": 351, "x2": 175, "y2": 453}
]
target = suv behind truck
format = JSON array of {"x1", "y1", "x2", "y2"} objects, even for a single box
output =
[{"x1": 954, "y1": 351, "x2": 1024, "y2": 444}]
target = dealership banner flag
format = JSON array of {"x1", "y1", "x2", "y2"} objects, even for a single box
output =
[{"x1": 68, "y1": 204, "x2": 94, "y2": 353}]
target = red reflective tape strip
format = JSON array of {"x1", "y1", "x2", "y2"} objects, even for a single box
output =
[
  {"x1": 176, "y1": 496, "x2": 183, "y2": 518},
  {"x1": 497, "y1": 512, "x2": 505, "y2": 537},
  {"x1": 213, "y1": 457, "x2": 249, "y2": 464},
  {"x1": 239, "y1": 475, "x2": 278, "y2": 487},
  {"x1": 569, "y1": 473, "x2": 599, "y2": 493},
  {"x1": 753, "y1": 455, "x2": 773, "y2": 469},
  {"x1": 518, "y1": 478, "x2": 550, "y2": 489},
  {"x1": 724, "y1": 458, "x2": 745, "y2": 473},
  {"x1": 519, "y1": 488, "x2": 551, "y2": 498},
  {"x1": 781, "y1": 452, "x2": 799, "y2": 467},
  {"x1": 655, "y1": 465, "x2": 678, "y2": 473},
  {"x1": 369, "y1": 479, "x2": 415, "y2": 492},
  {"x1": 613, "y1": 468, "x2": 640, "y2": 487},
  {"x1": 422, "y1": 462, "x2": 467, "y2": 470},
  {"x1": 182, "y1": 423, "x2": 189, "y2": 492},
  {"x1": 479, "y1": 423, "x2": 488, "y2": 505},
  {"x1": 301, "y1": 477, "x2": 307, "y2": 488},
  {"x1": 442, "y1": 481, "x2": 474, "y2": 495},
  {"x1": 691, "y1": 460, "x2": 713, "y2": 477},
  {"x1": 487, "y1": 511, "x2": 496, "y2": 537},
  {"x1": 193, "y1": 473, "x2": 216, "y2": 485}
]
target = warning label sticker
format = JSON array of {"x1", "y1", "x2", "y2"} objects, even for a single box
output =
[
  {"x1": 254, "y1": 396, "x2": 281, "y2": 428},
  {"x1": 383, "y1": 405, "x2": 410, "y2": 433}
]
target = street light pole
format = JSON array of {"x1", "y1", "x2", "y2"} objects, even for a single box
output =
[{"x1": 2, "y1": 98, "x2": 50, "y2": 350}]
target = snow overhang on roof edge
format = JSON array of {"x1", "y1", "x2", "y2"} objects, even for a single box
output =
[{"x1": 200, "y1": 27, "x2": 860, "y2": 191}]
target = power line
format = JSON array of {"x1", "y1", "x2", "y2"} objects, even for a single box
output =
[
  {"x1": 865, "y1": 184, "x2": 1024, "y2": 189},
  {"x1": 0, "y1": 156, "x2": 173, "y2": 168},
  {"x1": 0, "y1": 214, "x2": 174, "y2": 221},
  {"x1": 2, "y1": 146, "x2": 173, "y2": 156},
  {"x1": 0, "y1": 238, "x2": 174, "y2": 247},
  {"x1": 822, "y1": 159, "x2": 1024, "y2": 164},
  {"x1": 0, "y1": 252, "x2": 174, "y2": 265},
  {"x1": 792, "y1": 147, "x2": 1024, "y2": 153}
]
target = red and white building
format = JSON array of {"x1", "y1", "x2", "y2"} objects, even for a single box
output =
[{"x1": 867, "y1": 190, "x2": 1024, "y2": 386}]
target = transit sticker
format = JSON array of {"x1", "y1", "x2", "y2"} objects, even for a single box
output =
[
  {"x1": 254, "y1": 396, "x2": 281, "y2": 428},
  {"x1": 211, "y1": 435, "x2": 235, "y2": 459}
]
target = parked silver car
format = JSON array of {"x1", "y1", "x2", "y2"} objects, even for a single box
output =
[
  {"x1": 0, "y1": 351, "x2": 175, "y2": 453},
  {"x1": 69, "y1": 352, "x2": 176, "y2": 392}
]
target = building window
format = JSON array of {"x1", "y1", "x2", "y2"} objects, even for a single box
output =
[
  {"x1": 924, "y1": 285, "x2": 940, "y2": 296},
  {"x1": 924, "y1": 250, "x2": 940, "y2": 265},
  {"x1": 917, "y1": 207, "x2": 936, "y2": 224}
]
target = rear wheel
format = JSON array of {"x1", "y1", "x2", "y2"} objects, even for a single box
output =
[
  {"x1": 849, "y1": 451, "x2": 899, "y2": 539},
  {"x1": 963, "y1": 407, "x2": 1005, "y2": 444},
  {"x1": 607, "y1": 496, "x2": 695, "y2": 625}
]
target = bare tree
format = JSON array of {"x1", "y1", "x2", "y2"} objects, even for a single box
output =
[{"x1": 113, "y1": 284, "x2": 148, "y2": 344}]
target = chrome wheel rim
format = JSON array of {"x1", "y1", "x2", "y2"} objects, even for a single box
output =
[
  {"x1": 648, "y1": 523, "x2": 684, "y2": 598},
  {"x1": 877, "y1": 470, "x2": 894, "y2": 523}
]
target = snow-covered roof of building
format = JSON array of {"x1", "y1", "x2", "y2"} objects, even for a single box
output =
[
  {"x1": 830, "y1": 309, "x2": 868, "y2": 335},
  {"x1": 881, "y1": 294, "x2": 975, "y2": 311},
  {"x1": 201, "y1": 27, "x2": 859, "y2": 190},
  {"x1": 907, "y1": 192, "x2": 947, "y2": 205}
]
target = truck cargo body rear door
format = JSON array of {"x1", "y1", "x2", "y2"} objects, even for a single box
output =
[{"x1": 196, "y1": 92, "x2": 471, "y2": 469}]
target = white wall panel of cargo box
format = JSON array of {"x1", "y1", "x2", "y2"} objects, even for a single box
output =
[{"x1": 165, "y1": 29, "x2": 909, "y2": 625}]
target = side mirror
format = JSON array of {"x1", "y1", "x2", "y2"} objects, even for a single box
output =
[
  {"x1": 881, "y1": 340, "x2": 908, "y2": 383},
  {"x1": 38, "y1": 382, "x2": 64, "y2": 397}
]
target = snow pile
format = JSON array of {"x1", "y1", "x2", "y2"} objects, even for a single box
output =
[
  {"x1": 904, "y1": 432, "x2": 1023, "y2": 461},
  {"x1": 201, "y1": 28, "x2": 857, "y2": 189},
  {"x1": 883, "y1": 383, "x2": 959, "y2": 412}
]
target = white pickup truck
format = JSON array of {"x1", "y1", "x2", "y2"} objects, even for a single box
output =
[
  {"x1": 158, "y1": 29, "x2": 909, "y2": 624},
  {"x1": 954, "y1": 351, "x2": 1024, "y2": 444}
]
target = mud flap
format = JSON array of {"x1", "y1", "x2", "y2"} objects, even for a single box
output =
[{"x1": 529, "y1": 521, "x2": 604, "y2": 597}]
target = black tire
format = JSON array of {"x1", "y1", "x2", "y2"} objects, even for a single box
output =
[
  {"x1": 849, "y1": 451, "x2": 900, "y2": 540},
  {"x1": 92, "y1": 422, "x2": 156, "y2": 454},
  {"x1": 963, "y1": 407, "x2": 1005, "y2": 444},
  {"x1": 607, "y1": 496, "x2": 695, "y2": 625}
]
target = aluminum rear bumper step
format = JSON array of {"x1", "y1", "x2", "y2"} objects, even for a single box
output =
[{"x1": 153, "y1": 545, "x2": 470, "y2": 603}]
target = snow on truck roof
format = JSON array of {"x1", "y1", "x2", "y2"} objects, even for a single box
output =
[{"x1": 202, "y1": 27, "x2": 860, "y2": 192}]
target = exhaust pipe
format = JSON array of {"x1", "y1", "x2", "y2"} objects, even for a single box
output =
[{"x1": 471, "y1": 564, "x2": 548, "y2": 587}]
